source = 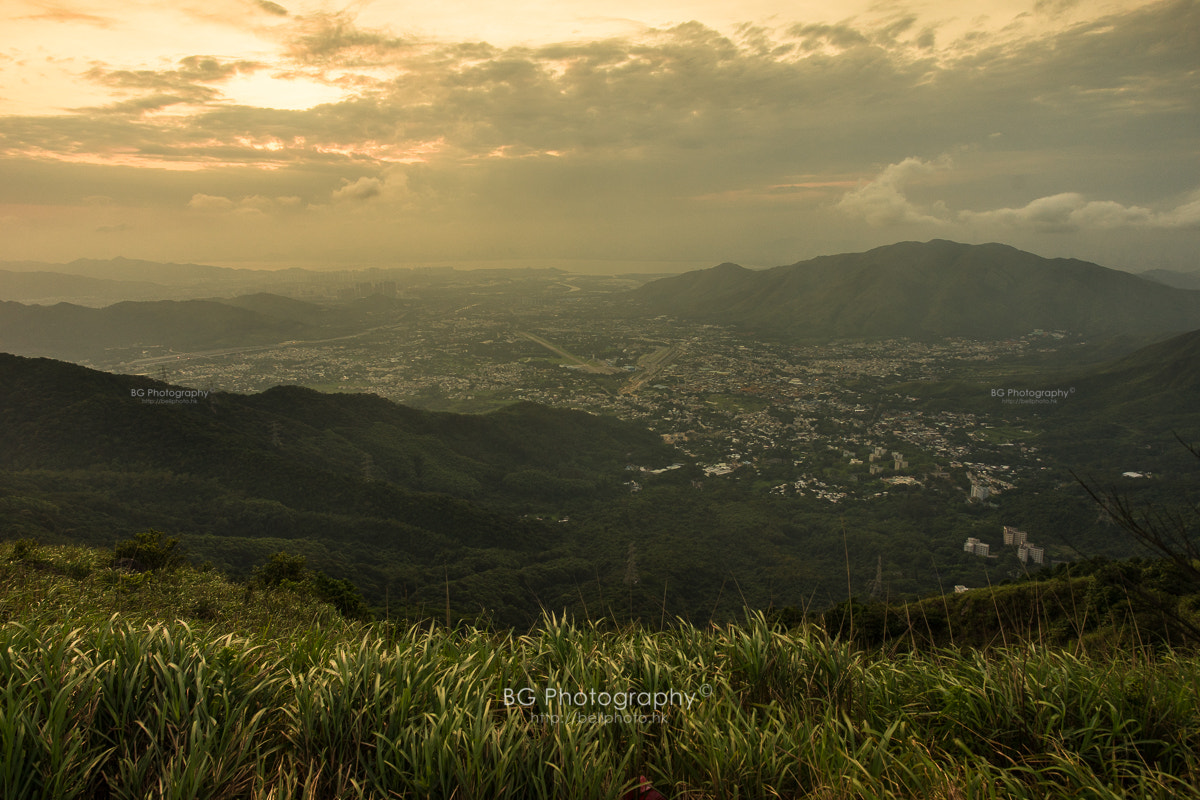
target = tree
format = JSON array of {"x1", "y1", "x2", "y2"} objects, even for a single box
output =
[{"x1": 1076, "y1": 436, "x2": 1200, "y2": 643}]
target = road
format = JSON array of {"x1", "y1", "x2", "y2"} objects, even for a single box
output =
[
  {"x1": 122, "y1": 322, "x2": 404, "y2": 369},
  {"x1": 621, "y1": 344, "x2": 681, "y2": 394},
  {"x1": 516, "y1": 331, "x2": 624, "y2": 375}
]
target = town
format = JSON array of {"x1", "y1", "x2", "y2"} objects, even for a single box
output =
[{"x1": 108, "y1": 271, "x2": 1073, "y2": 519}]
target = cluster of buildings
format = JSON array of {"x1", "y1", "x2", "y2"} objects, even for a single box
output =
[
  {"x1": 962, "y1": 525, "x2": 1046, "y2": 564},
  {"x1": 769, "y1": 473, "x2": 850, "y2": 503},
  {"x1": 1003, "y1": 525, "x2": 1046, "y2": 565},
  {"x1": 962, "y1": 537, "x2": 992, "y2": 557},
  {"x1": 868, "y1": 446, "x2": 908, "y2": 474}
]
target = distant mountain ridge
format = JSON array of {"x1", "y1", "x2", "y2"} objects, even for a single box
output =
[
  {"x1": 0, "y1": 298, "x2": 317, "y2": 362},
  {"x1": 0, "y1": 269, "x2": 164, "y2": 302},
  {"x1": 633, "y1": 240, "x2": 1200, "y2": 340},
  {"x1": 0, "y1": 256, "x2": 247, "y2": 284},
  {"x1": 0, "y1": 257, "x2": 289, "y2": 304},
  {"x1": 1139, "y1": 268, "x2": 1200, "y2": 291},
  {"x1": 0, "y1": 290, "x2": 422, "y2": 363}
]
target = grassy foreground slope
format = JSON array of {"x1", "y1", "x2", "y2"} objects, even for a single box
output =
[{"x1": 3, "y1": 541, "x2": 1199, "y2": 800}]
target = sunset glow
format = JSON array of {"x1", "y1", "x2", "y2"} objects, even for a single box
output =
[{"x1": 0, "y1": 0, "x2": 1194, "y2": 269}]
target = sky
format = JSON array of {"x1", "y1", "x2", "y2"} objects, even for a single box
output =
[{"x1": 0, "y1": 0, "x2": 1197, "y2": 272}]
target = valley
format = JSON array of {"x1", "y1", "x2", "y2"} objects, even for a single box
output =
[
  {"x1": 96, "y1": 274, "x2": 1166, "y2": 510},
  {"x1": 2, "y1": 242, "x2": 1197, "y2": 626}
]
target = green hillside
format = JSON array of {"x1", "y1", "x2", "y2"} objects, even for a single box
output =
[
  {"x1": 0, "y1": 353, "x2": 682, "y2": 625},
  {"x1": 898, "y1": 325, "x2": 1200, "y2": 473},
  {"x1": 0, "y1": 353, "x2": 1026, "y2": 621}
]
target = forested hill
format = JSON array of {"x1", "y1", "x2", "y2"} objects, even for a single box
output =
[
  {"x1": 0, "y1": 353, "x2": 682, "y2": 623},
  {"x1": 0, "y1": 353, "x2": 674, "y2": 503},
  {"x1": 633, "y1": 239, "x2": 1200, "y2": 340}
]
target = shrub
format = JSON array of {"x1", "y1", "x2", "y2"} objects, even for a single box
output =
[
  {"x1": 253, "y1": 551, "x2": 308, "y2": 588},
  {"x1": 311, "y1": 572, "x2": 373, "y2": 621},
  {"x1": 8, "y1": 538, "x2": 40, "y2": 562},
  {"x1": 112, "y1": 529, "x2": 186, "y2": 571},
  {"x1": 253, "y1": 551, "x2": 373, "y2": 622}
]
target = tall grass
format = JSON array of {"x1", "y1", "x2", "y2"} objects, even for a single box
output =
[
  {"x1": 1, "y1": 609, "x2": 1198, "y2": 799},
  {"x1": 2, "y1": 544, "x2": 1198, "y2": 798}
]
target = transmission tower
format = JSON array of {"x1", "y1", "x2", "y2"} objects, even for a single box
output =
[
  {"x1": 866, "y1": 555, "x2": 884, "y2": 600},
  {"x1": 623, "y1": 543, "x2": 639, "y2": 586}
]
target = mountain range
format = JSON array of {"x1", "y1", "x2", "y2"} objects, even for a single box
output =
[{"x1": 633, "y1": 240, "x2": 1200, "y2": 340}]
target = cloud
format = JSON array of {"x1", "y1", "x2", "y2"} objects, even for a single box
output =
[
  {"x1": 836, "y1": 157, "x2": 951, "y2": 226},
  {"x1": 9, "y1": 3, "x2": 1196, "y2": 186},
  {"x1": 16, "y1": 7, "x2": 113, "y2": 26},
  {"x1": 2, "y1": 2, "x2": 1198, "y2": 268},
  {"x1": 287, "y1": 12, "x2": 420, "y2": 65},
  {"x1": 188, "y1": 193, "x2": 307, "y2": 213},
  {"x1": 1157, "y1": 193, "x2": 1200, "y2": 229},
  {"x1": 962, "y1": 192, "x2": 1200, "y2": 232},
  {"x1": 1034, "y1": 0, "x2": 1082, "y2": 14},
  {"x1": 331, "y1": 176, "x2": 382, "y2": 202},
  {"x1": 239, "y1": 194, "x2": 277, "y2": 211},
  {"x1": 840, "y1": 156, "x2": 1200, "y2": 234},
  {"x1": 959, "y1": 193, "x2": 1145, "y2": 232},
  {"x1": 787, "y1": 22, "x2": 869, "y2": 51},
  {"x1": 85, "y1": 56, "x2": 264, "y2": 115},
  {"x1": 188, "y1": 193, "x2": 235, "y2": 211},
  {"x1": 89, "y1": 57, "x2": 258, "y2": 91}
]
